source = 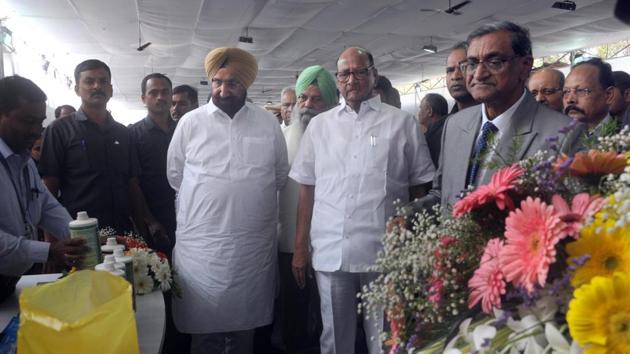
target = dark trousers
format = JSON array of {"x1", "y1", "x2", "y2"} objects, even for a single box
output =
[
  {"x1": 162, "y1": 291, "x2": 190, "y2": 354},
  {"x1": 278, "y1": 252, "x2": 322, "y2": 354}
]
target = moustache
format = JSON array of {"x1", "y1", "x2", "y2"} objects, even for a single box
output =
[
  {"x1": 295, "y1": 107, "x2": 320, "y2": 125},
  {"x1": 90, "y1": 91, "x2": 106, "y2": 98},
  {"x1": 564, "y1": 105, "x2": 584, "y2": 115}
]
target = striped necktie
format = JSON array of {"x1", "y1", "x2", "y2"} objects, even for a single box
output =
[{"x1": 467, "y1": 121, "x2": 498, "y2": 187}]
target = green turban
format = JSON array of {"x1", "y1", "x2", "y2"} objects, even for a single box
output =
[{"x1": 295, "y1": 65, "x2": 337, "y2": 108}]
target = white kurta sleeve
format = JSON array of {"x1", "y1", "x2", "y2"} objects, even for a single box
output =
[
  {"x1": 167, "y1": 115, "x2": 188, "y2": 192},
  {"x1": 289, "y1": 121, "x2": 316, "y2": 186},
  {"x1": 274, "y1": 122, "x2": 289, "y2": 191}
]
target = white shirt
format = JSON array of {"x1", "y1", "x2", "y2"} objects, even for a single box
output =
[
  {"x1": 290, "y1": 96, "x2": 435, "y2": 272},
  {"x1": 278, "y1": 122, "x2": 305, "y2": 253},
  {"x1": 167, "y1": 101, "x2": 289, "y2": 332},
  {"x1": 479, "y1": 89, "x2": 527, "y2": 140}
]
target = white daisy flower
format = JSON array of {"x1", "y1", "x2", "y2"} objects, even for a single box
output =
[{"x1": 135, "y1": 273, "x2": 154, "y2": 294}]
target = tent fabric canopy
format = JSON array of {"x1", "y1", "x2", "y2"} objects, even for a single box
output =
[{"x1": 4, "y1": 0, "x2": 629, "y2": 109}]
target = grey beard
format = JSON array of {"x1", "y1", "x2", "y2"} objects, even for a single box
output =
[{"x1": 290, "y1": 107, "x2": 320, "y2": 130}]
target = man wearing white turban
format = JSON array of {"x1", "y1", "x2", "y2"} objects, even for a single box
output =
[{"x1": 167, "y1": 47, "x2": 289, "y2": 354}]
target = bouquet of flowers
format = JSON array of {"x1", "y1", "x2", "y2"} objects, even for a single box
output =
[
  {"x1": 361, "y1": 127, "x2": 630, "y2": 353},
  {"x1": 98, "y1": 229, "x2": 178, "y2": 295}
]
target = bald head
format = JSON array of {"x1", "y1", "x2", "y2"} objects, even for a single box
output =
[{"x1": 528, "y1": 68, "x2": 565, "y2": 112}]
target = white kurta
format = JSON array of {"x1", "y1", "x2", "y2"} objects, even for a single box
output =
[
  {"x1": 277, "y1": 121, "x2": 305, "y2": 253},
  {"x1": 290, "y1": 96, "x2": 435, "y2": 272},
  {"x1": 166, "y1": 101, "x2": 289, "y2": 333}
]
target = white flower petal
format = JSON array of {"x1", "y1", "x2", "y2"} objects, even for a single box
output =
[
  {"x1": 443, "y1": 349, "x2": 462, "y2": 354},
  {"x1": 545, "y1": 323, "x2": 570, "y2": 351},
  {"x1": 473, "y1": 325, "x2": 496, "y2": 349},
  {"x1": 523, "y1": 338, "x2": 544, "y2": 354},
  {"x1": 570, "y1": 340, "x2": 583, "y2": 354}
]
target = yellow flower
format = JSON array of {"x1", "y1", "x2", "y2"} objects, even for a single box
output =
[
  {"x1": 567, "y1": 222, "x2": 630, "y2": 288},
  {"x1": 567, "y1": 273, "x2": 630, "y2": 353}
]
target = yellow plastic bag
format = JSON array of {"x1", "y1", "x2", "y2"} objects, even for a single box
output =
[{"x1": 17, "y1": 270, "x2": 139, "y2": 354}]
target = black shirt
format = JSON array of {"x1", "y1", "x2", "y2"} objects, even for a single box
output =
[
  {"x1": 129, "y1": 116, "x2": 177, "y2": 248},
  {"x1": 424, "y1": 118, "x2": 446, "y2": 168},
  {"x1": 39, "y1": 109, "x2": 139, "y2": 233}
]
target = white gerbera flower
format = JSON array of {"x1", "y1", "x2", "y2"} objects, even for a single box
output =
[
  {"x1": 135, "y1": 273, "x2": 154, "y2": 294},
  {"x1": 149, "y1": 252, "x2": 161, "y2": 269},
  {"x1": 158, "y1": 278, "x2": 171, "y2": 292},
  {"x1": 133, "y1": 259, "x2": 148, "y2": 277},
  {"x1": 154, "y1": 265, "x2": 171, "y2": 284}
]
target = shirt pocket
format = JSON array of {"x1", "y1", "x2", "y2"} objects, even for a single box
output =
[
  {"x1": 365, "y1": 136, "x2": 390, "y2": 173},
  {"x1": 66, "y1": 138, "x2": 93, "y2": 172},
  {"x1": 110, "y1": 140, "x2": 130, "y2": 179},
  {"x1": 242, "y1": 137, "x2": 274, "y2": 167}
]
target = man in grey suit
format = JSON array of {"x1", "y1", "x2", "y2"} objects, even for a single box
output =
[{"x1": 409, "y1": 21, "x2": 580, "y2": 211}]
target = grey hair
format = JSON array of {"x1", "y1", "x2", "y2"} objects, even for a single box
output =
[
  {"x1": 467, "y1": 21, "x2": 532, "y2": 57},
  {"x1": 281, "y1": 86, "x2": 295, "y2": 97},
  {"x1": 451, "y1": 41, "x2": 468, "y2": 51}
]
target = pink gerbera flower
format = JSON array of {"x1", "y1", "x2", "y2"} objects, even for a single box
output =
[
  {"x1": 500, "y1": 197, "x2": 564, "y2": 293},
  {"x1": 552, "y1": 193, "x2": 606, "y2": 238},
  {"x1": 468, "y1": 238, "x2": 506, "y2": 313},
  {"x1": 453, "y1": 164, "x2": 524, "y2": 218}
]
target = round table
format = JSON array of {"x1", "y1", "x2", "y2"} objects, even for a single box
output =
[{"x1": 0, "y1": 273, "x2": 165, "y2": 354}]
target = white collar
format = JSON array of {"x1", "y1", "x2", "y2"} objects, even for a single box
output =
[
  {"x1": 205, "y1": 99, "x2": 249, "y2": 119},
  {"x1": 340, "y1": 95, "x2": 381, "y2": 115},
  {"x1": 480, "y1": 89, "x2": 527, "y2": 133}
]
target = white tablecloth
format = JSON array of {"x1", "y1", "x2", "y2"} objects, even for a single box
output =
[{"x1": 0, "y1": 273, "x2": 165, "y2": 354}]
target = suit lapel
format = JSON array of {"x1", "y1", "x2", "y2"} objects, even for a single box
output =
[
  {"x1": 451, "y1": 106, "x2": 482, "y2": 189},
  {"x1": 479, "y1": 92, "x2": 538, "y2": 185}
]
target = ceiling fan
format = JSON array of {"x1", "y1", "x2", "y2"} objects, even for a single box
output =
[{"x1": 421, "y1": 0, "x2": 472, "y2": 15}]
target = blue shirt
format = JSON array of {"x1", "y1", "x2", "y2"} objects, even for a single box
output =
[{"x1": 0, "y1": 138, "x2": 71, "y2": 276}]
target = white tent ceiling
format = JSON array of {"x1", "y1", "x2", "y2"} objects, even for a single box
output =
[{"x1": 3, "y1": 0, "x2": 630, "y2": 109}]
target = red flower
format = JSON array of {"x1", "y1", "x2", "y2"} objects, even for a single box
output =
[
  {"x1": 453, "y1": 164, "x2": 523, "y2": 218},
  {"x1": 428, "y1": 279, "x2": 444, "y2": 304}
]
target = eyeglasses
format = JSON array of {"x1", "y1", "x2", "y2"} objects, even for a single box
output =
[
  {"x1": 459, "y1": 56, "x2": 519, "y2": 74},
  {"x1": 531, "y1": 88, "x2": 562, "y2": 96},
  {"x1": 335, "y1": 65, "x2": 373, "y2": 82},
  {"x1": 446, "y1": 61, "x2": 467, "y2": 75},
  {"x1": 297, "y1": 94, "x2": 324, "y2": 105},
  {"x1": 211, "y1": 79, "x2": 241, "y2": 89},
  {"x1": 562, "y1": 87, "x2": 593, "y2": 98}
]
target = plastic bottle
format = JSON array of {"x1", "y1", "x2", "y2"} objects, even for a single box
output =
[
  {"x1": 113, "y1": 248, "x2": 134, "y2": 284},
  {"x1": 69, "y1": 211, "x2": 101, "y2": 270},
  {"x1": 113, "y1": 249, "x2": 136, "y2": 310},
  {"x1": 94, "y1": 255, "x2": 125, "y2": 277},
  {"x1": 101, "y1": 237, "x2": 125, "y2": 255}
]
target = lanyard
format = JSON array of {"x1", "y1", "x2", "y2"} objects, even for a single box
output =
[{"x1": 0, "y1": 153, "x2": 32, "y2": 233}]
